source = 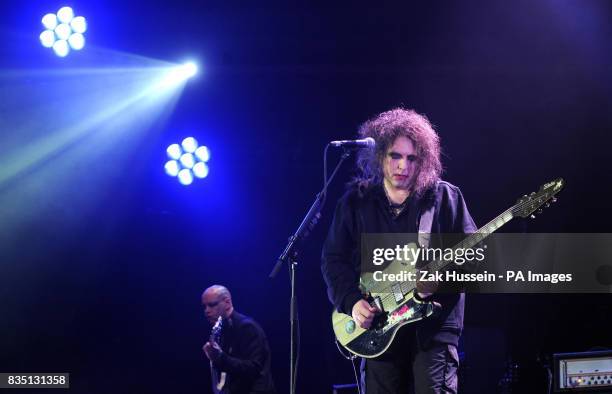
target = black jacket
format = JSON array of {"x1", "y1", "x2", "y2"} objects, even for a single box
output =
[
  {"x1": 213, "y1": 311, "x2": 275, "y2": 394},
  {"x1": 321, "y1": 181, "x2": 477, "y2": 346}
]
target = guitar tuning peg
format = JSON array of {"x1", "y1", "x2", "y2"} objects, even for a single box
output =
[
  {"x1": 537, "y1": 209, "x2": 543, "y2": 214},
  {"x1": 530, "y1": 214, "x2": 536, "y2": 219},
  {"x1": 551, "y1": 197, "x2": 557, "y2": 203},
  {"x1": 545, "y1": 202, "x2": 550, "y2": 208}
]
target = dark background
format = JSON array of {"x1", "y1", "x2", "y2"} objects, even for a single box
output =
[{"x1": 0, "y1": 1, "x2": 611, "y2": 393}]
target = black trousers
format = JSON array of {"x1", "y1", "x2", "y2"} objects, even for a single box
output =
[{"x1": 360, "y1": 329, "x2": 459, "y2": 394}]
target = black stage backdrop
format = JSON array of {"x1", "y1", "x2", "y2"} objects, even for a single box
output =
[{"x1": 0, "y1": 2, "x2": 610, "y2": 393}]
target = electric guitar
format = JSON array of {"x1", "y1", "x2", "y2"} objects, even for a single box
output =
[
  {"x1": 210, "y1": 316, "x2": 227, "y2": 394},
  {"x1": 332, "y1": 178, "x2": 565, "y2": 358}
]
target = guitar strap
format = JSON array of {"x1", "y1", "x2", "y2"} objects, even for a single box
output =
[{"x1": 417, "y1": 182, "x2": 438, "y2": 249}]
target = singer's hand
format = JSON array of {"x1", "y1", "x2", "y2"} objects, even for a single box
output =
[
  {"x1": 351, "y1": 299, "x2": 380, "y2": 329},
  {"x1": 416, "y1": 277, "x2": 439, "y2": 299},
  {"x1": 203, "y1": 340, "x2": 223, "y2": 361}
]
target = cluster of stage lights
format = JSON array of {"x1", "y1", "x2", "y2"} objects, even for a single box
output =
[
  {"x1": 40, "y1": 7, "x2": 87, "y2": 57},
  {"x1": 38, "y1": 7, "x2": 203, "y2": 185},
  {"x1": 165, "y1": 138, "x2": 210, "y2": 186}
]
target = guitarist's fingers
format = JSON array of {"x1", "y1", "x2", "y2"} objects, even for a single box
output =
[
  {"x1": 203, "y1": 342, "x2": 212, "y2": 359},
  {"x1": 352, "y1": 299, "x2": 376, "y2": 328},
  {"x1": 360, "y1": 318, "x2": 372, "y2": 329},
  {"x1": 360, "y1": 310, "x2": 374, "y2": 320},
  {"x1": 358, "y1": 312, "x2": 375, "y2": 328}
]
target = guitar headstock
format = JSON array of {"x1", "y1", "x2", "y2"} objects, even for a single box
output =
[{"x1": 511, "y1": 178, "x2": 565, "y2": 219}]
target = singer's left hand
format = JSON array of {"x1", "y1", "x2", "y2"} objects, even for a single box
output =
[
  {"x1": 203, "y1": 340, "x2": 223, "y2": 361},
  {"x1": 416, "y1": 277, "x2": 439, "y2": 300}
]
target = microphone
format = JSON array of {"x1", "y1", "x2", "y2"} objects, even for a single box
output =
[{"x1": 329, "y1": 137, "x2": 375, "y2": 148}]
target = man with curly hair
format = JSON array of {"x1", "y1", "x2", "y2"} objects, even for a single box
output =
[{"x1": 321, "y1": 108, "x2": 476, "y2": 393}]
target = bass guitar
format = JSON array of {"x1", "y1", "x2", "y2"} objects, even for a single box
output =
[{"x1": 210, "y1": 316, "x2": 227, "y2": 394}]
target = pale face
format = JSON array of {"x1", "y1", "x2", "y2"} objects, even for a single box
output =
[
  {"x1": 201, "y1": 291, "x2": 231, "y2": 324},
  {"x1": 382, "y1": 136, "x2": 418, "y2": 192}
]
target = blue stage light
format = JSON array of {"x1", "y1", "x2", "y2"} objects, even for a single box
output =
[
  {"x1": 40, "y1": 7, "x2": 87, "y2": 57},
  {"x1": 40, "y1": 30, "x2": 55, "y2": 48},
  {"x1": 68, "y1": 33, "x2": 85, "y2": 50},
  {"x1": 181, "y1": 137, "x2": 198, "y2": 153},
  {"x1": 181, "y1": 62, "x2": 198, "y2": 78},
  {"x1": 41, "y1": 13, "x2": 58, "y2": 30},
  {"x1": 164, "y1": 160, "x2": 180, "y2": 177},
  {"x1": 56, "y1": 6, "x2": 74, "y2": 24},
  {"x1": 178, "y1": 169, "x2": 193, "y2": 185},
  {"x1": 53, "y1": 40, "x2": 69, "y2": 57},
  {"x1": 55, "y1": 23, "x2": 71, "y2": 40},
  {"x1": 179, "y1": 153, "x2": 195, "y2": 169},
  {"x1": 165, "y1": 138, "x2": 210, "y2": 186},
  {"x1": 159, "y1": 62, "x2": 200, "y2": 88},
  {"x1": 166, "y1": 144, "x2": 182, "y2": 160},
  {"x1": 70, "y1": 16, "x2": 87, "y2": 34},
  {"x1": 195, "y1": 146, "x2": 210, "y2": 162},
  {"x1": 192, "y1": 162, "x2": 209, "y2": 179}
]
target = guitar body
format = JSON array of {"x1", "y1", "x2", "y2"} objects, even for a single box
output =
[
  {"x1": 332, "y1": 255, "x2": 436, "y2": 358},
  {"x1": 332, "y1": 292, "x2": 436, "y2": 358}
]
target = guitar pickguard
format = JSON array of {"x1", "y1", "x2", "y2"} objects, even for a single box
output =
[{"x1": 339, "y1": 295, "x2": 436, "y2": 358}]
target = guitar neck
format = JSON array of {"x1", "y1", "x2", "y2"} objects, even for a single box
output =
[
  {"x1": 395, "y1": 208, "x2": 514, "y2": 296},
  {"x1": 426, "y1": 208, "x2": 513, "y2": 273}
]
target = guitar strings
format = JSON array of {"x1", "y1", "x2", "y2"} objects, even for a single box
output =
[{"x1": 368, "y1": 193, "x2": 554, "y2": 308}]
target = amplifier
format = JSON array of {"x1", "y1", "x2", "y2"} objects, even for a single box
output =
[{"x1": 554, "y1": 350, "x2": 612, "y2": 392}]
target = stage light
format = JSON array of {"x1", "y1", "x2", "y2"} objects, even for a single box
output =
[
  {"x1": 53, "y1": 40, "x2": 69, "y2": 57},
  {"x1": 164, "y1": 160, "x2": 180, "y2": 177},
  {"x1": 178, "y1": 169, "x2": 193, "y2": 185},
  {"x1": 68, "y1": 33, "x2": 85, "y2": 50},
  {"x1": 54, "y1": 23, "x2": 71, "y2": 40},
  {"x1": 181, "y1": 137, "x2": 198, "y2": 153},
  {"x1": 40, "y1": 30, "x2": 55, "y2": 48},
  {"x1": 40, "y1": 7, "x2": 87, "y2": 57},
  {"x1": 181, "y1": 62, "x2": 198, "y2": 78},
  {"x1": 192, "y1": 162, "x2": 209, "y2": 179},
  {"x1": 165, "y1": 137, "x2": 210, "y2": 185},
  {"x1": 195, "y1": 146, "x2": 210, "y2": 162},
  {"x1": 179, "y1": 153, "x2": 195, "y2": 169},
  {"x1": 41, "y1": 13, "x2": 58, "y2": 30},
  {"x1": 56, "y1": 6, "x2": 74, "y2": 24},
  {"x1": 166, "y1": 144, "x2": 182, "y2": 160},
  {"x1": 158, "y1": 61, "x2": 199, "y2": 88},
  {"x1": 69, "y1": 16, "x2": 87, "y2": 34}
]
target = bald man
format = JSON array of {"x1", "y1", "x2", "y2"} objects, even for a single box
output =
[{"x1": 202, "y1": 285, "x2": 276, "y2": 394}]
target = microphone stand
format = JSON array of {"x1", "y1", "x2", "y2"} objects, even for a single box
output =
[{"x1": 269, "y1": 147, "x2": 352, "y2": 394}]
